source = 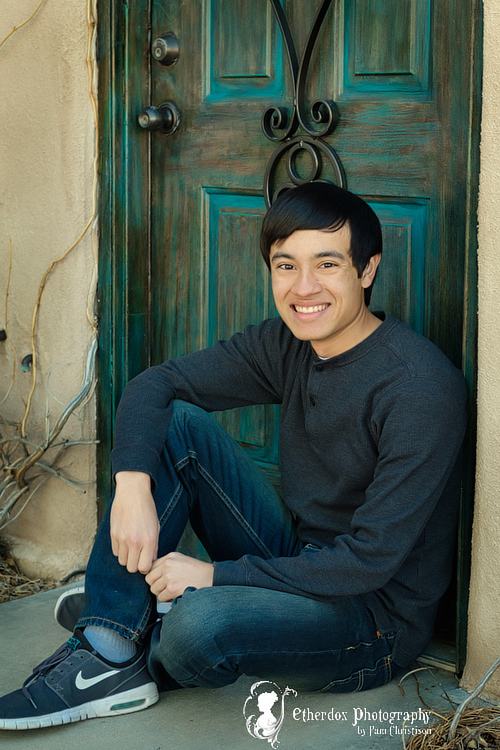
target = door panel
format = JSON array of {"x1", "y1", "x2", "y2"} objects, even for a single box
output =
[
  {"x1": 369, "y1": 201, "x2": 428, "y2": 335},
  {"x1": 346, "y1": 0, "x2": 431, "y2": 91},
  {"x1": 98, "y1": 0, "x2": 481, "y2": 668},
  {"x1": 208, "y1": 0, "x2": 283, "y2": 98},
  {"x1": 203, "y1": 190, "x2": 280, "y2": 473}
]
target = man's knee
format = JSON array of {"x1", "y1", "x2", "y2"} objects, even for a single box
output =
[
  {"x1": 171, "y1": 399, "x2": 211, "y2": 427},
  {"x1": 169, "y1": 400, "x2": 224, "y2": 452},
  {"x1": 150, "y1": 588, "x2": 234, "y2": 686}
]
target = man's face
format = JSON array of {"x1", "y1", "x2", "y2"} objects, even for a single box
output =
[{"x1": 269, "y1": 226, "x2": 381, "y2": 358}]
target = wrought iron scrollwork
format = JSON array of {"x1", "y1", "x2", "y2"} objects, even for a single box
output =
[{"x1": 262, "y1": 0, "x2": 346, "y2": 206}]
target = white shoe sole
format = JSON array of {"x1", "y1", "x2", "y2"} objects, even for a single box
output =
[
  {"x1": 0, "y1": 682, "x2": 159, "y2": 730},
  {"x1": 54, "y1": 586, "x2": 85, "y2": 630}
]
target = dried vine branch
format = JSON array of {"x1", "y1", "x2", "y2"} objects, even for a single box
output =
[
  {"x1": 0, "y1": 337, "x2": 97, "y2": 531},
  {"x1": 448, "y1": 656, "x2": 500, "y2": 741},
  {"x1": 0, "y1": 0, "x2": 48, "y2": 50},
  {"x1": 20, "y1": 218, "x2": 94, "y2": 438},
  {"x1": 0, "y1": 239, "x2": 16, "y2": 409}
]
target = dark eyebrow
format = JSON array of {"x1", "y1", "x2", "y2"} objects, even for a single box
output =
[
  {"x1": 270, "y1": 250, "x2": 346, "y2": 263},
  {"x1": 270, "y1": 251, "x2": 294, "y2": 262},
  {"x1": 313, "y1": 251, "x2": 346, "y2": 260}
]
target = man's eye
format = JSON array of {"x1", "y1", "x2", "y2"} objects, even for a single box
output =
[
  {"x1": 278, "y1": 264, "x2": 294, "y2": 270},
  {"x1": 320, "y1": 262, "x2": 336, "y2": 268}
]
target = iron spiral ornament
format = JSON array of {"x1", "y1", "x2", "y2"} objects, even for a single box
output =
[{"x1": 262, "y1": 0, "x2": 346, "y2": 207}]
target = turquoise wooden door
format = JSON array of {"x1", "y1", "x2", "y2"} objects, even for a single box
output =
[{"x1": 98, "y1": 1, "x2": 481, "y2": 668}]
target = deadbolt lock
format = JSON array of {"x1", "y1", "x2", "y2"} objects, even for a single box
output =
[
  {"x1": 152, "y1": 32, "x2": 180, "y2": 66},
  {"x1": 138, "y1": 101, "x2": 180, "y2": 135}
]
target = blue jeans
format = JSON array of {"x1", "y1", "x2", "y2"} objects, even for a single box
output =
[{"x1": 78, "y1": 401, "x2": 395, "y2": 693}]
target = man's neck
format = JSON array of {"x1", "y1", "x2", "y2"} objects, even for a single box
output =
[{"x1": 312, "y1": 310, "x2": 383, "y2": 359}]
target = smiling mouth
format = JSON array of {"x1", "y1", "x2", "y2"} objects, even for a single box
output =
[{"x1": 293, "y1": 303, "x2": 330, "y2": 314}]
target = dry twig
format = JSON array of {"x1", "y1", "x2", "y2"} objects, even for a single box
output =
[
  {"x1": 404, "y1": 660, "x2": 500, "y2": 750},
  {"x1": 0, "y1": 0, "x2": 48, "y2": 51},
  {"x1": 0, "y1": 544, "x2": 56, "y2": 603},
  {"x1": 0, "y1": 337, "x2": 97, "y2": 530}
]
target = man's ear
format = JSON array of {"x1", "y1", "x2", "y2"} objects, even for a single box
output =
[{"x1": 361, "y1": 254, "x2": 382, "y2": 288}]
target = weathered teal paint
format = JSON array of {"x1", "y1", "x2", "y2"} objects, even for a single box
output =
[
  {"x1": 345, "y1": 0, "x2": 431, "y2": 92},
  {"x1": 369, "y1": 201, "x2": 428, "y2": 336},
  {"x1": 98, "y1": 0, "x2": 481, "y2": 671},
  {"x1": 206, "y1": 0, "x2": 285, "y2": 101},
  {"x1": 204, "y1": 190, "x2": 281, "y2": 473}
]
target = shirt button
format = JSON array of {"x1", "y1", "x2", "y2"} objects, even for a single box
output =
[
  {"x1": 309, "y1": 396, "x2": 316, "y2": 407},
  {"x1": 315, "y1": 364, "x2": 324, "y2": 372}
]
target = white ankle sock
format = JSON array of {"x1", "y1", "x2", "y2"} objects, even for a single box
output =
[{"x1": 84, "y1": 625, "x2": 137, "y2": 663}]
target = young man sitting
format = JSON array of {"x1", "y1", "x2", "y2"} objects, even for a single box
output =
[{"x1": 0, "y1": 182, "x2": 467, "y2": 730}]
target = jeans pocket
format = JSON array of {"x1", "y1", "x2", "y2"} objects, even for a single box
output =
[{"x1": 318, "y1": 632, "x2": 396, "y2": 694}]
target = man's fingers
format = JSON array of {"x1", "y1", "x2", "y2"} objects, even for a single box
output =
[
  {"x1": 110, "y1": 525, "x2": 159, "y2": 571},
  {"x1": 137, "y1": 545, "x2": 155, "y2": 575},
  {"x1": 108, "y1": 477, "x2": 160, "y2": 575},
  {"x1": 113, "y1": 539, "x2": 127, "y2": 569},
  {"x1": 125, "y1": 546, "x2": 139, "y2": 573}
]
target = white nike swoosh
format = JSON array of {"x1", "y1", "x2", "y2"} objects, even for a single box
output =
[{"x1": 75, "y1": 669, "x2": 120, "y2": 690}]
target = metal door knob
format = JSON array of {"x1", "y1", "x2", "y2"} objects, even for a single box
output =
[
  {"x1": 152, "y1": 33, "x2": 180, "y2": 66},
  {"x1": 138, "y1": 101, "x2": 180, "y2": 135}
]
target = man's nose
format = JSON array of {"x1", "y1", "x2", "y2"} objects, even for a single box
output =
[{"x1": 291, "y1": 269, "x2": 322, "y2": 296}]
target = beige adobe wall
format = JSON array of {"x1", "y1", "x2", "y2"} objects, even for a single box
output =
[
  {"x1": 461, "y1": 0, "x2": 500, "y2": 697},
  {"x1": 0, "y1": 0, "x2": 98, "y2": 578}
]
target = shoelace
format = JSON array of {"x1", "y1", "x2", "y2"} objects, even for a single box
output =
[{"x1": 22, "y1": 642, "x2": 77, "y2": 708}]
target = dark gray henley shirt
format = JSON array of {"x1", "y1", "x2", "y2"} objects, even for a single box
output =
[{"x1": 111, "y1": 314, "x2": 467, "y2": 667}]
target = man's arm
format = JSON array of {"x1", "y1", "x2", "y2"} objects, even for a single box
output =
[
  {"x1": 110, "y1": 471, "x2": 216, "y2": 598},
  {"x1": 145, "y1": 552, "x2": 214, "y2": 600},
  {"x1": 110, "y1": 471, "x2": 160, "y2": 574},
  {"x1": 108, "y1": 319, "x2": 289, "y2": 576},
  {"x1": 213, "y1": 372, "x2": 467, "y2": 601},
  {"x1": 111, "y1": 319, "x2": 287, "y2": 487}
]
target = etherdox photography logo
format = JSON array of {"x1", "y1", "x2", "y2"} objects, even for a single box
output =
[
  {"x1": 243, "y1": 681, "x2": 297, "y2": 748},
  {"x1": 243, "y1": 681, "x2": 431, "y2": 747}
]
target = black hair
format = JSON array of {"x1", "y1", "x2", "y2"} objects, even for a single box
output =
[{"x1": 260, "y1": 182, "x2": 382, "y2": 305}]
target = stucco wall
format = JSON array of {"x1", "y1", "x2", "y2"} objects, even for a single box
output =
[
  {"x1": 461, "y1": 0, "x2": 500, "y2": 697},
  {"x1": 0, "y1": 0, "x2": 97, "y2": 578}
]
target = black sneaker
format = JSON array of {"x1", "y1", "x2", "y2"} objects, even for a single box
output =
[
  {"x1": 0, "y1": 630, "x2": 159, "y2": 730},
  {"x1": 54, "y1": 587, "x2": 171, "y2": 633},
  {"x1": 54, "y1": 587, "x2": 85, "y2": 632}
]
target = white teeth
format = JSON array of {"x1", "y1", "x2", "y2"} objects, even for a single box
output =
[{"x1": 294, "y1": 304, "x2": 329, "y2": 313}]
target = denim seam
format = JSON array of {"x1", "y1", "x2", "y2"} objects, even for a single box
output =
[
  {"x1": 317, "y1": 648, "x2": 393, "y2": 693},
  {"x1": 157, "y1": 478, "x2": 185, "y2": 527},
  {"x1": 77, "y1": 616, "x2": 144, "y2": 641},
  {"x1": 199, "y1": 461, "x2": 276, "y2": 558},
  {"x1": 176, "y1": 449, "x2": 276, "y2": 559},
  {"x1": 78, "y1": 582, "x2": 154, "y2": 641},
  {"x1": 225, "y1": 647, "x2": 353, "y2": 658}
]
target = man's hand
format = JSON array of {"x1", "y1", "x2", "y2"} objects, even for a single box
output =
[
  {"x1": 110, "y1": 471, "x2": 160, "y2": 574},
  {"x1": 145, "y1": 551, "x2": 214, "y2": 601}
]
